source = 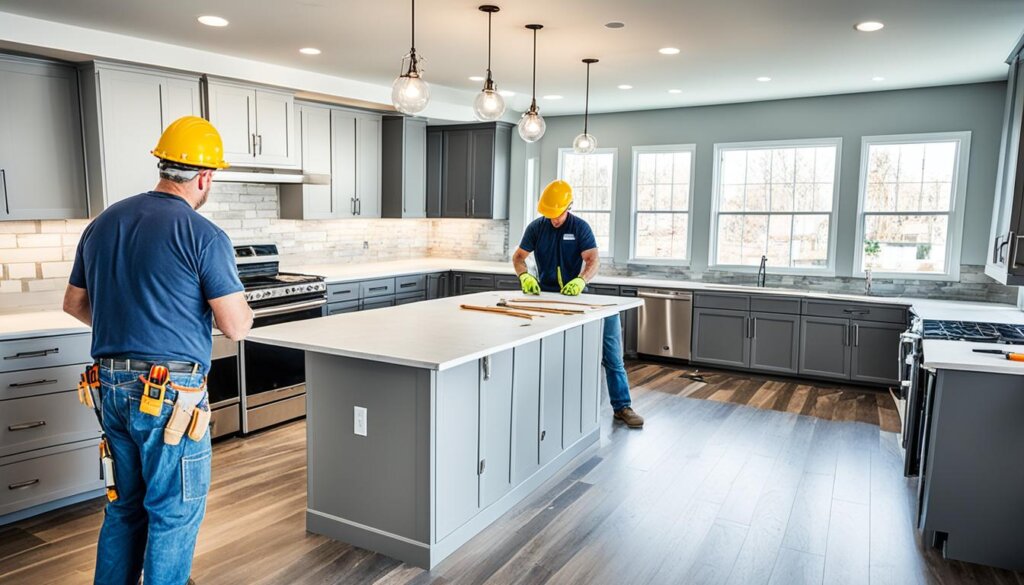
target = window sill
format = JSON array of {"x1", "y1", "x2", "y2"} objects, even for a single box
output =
[
  {"x1": 709, "y1": 264, "x2": 836, "y2": 278},
  {"x1": 854, "y1": 269, "x2": 959, "y2": 282},
  {"x1": 626, "y1": 258, "x2": 691, "y2": 268}
]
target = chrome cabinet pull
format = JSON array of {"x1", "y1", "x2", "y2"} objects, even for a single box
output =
[
  {"x1": 482, "y1": 356, "x2": 491, "y2": 380},
  {"x1": 357, "y1": 198, "x2": 362, "y2": 215},
  {"x1": 540, "y1": 430, "x2": 546, "y2": 441},
  {"x1": 478, "y1": 459, "x2": 486, "y2": 475},
  {"x1": 8, "y1": 421, "x2": 46, "y2": 432},
  {"x1": 854, "y1": 324, "x2": 860, "y2": 347},
  {"x1": 4, "y1": 348, "x2": 59, "y2": 360},
  {"x1": 8, "y1": 379, "x2": 57, "y2": 389},
  {"x1": 8, "y1": 479, "x2": 39, "y2": 490},
  {"x1": 351, "y1": 197, "x2": 356, "y2": 215},
  {"x1": 257, "y1": 134, "x2": 263, "y2": 155},
  {"x1": 1, "y1": 168, "x2": 8, "y2": 215},
  {"x1": 251, "y1": 133, "x2": 257, "y2": 156},
  {"x1": 752, "y1": 317, "x2": 757, "y2": 339}
]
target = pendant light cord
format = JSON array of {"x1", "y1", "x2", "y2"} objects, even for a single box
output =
[
  {"x1": 584, "y1": 62, "x2": 590, "y2": 135},
  {"x1": 531, "y1": 28, "x2": 537, "y2": 106},
  {"x1": 486, "y1": 11, "x2": 492, "y2": 75},
  {"x1": 411, "y1": 0, "x2": 416, "y2": 52}
]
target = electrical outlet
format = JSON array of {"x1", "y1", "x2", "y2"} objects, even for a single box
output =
[
  {"x1": 354, "y1": 406, "x2": 367, "y2": 436},
  {"x1": 363, "y1": 241, "x2": 369, "y2": 250}
]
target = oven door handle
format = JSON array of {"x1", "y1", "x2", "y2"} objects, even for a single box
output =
[{"x1": 252, "y1": 298, "x2": 326, "y2": 319}]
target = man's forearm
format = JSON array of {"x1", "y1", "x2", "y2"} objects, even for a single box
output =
[
  {"x1": 513, "y1": 255, "x2": 529, "y2": 276},
  {"x1": 66, "y1": 300, "x2": 92, "y2": 326},
  {"x1": 579, "y1": 256, "x2": 600, "y2": 283}
]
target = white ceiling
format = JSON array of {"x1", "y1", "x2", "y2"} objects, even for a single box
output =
[{"x1": 0, "y1": 0, "x2": 1022, "y2": 116}]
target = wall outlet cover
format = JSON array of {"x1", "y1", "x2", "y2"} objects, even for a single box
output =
[{"x1": 354, "y1": 406, "x2": 367, "y2": 436}]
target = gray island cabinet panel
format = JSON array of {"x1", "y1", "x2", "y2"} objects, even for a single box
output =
[
  {"x1": 511, "y1": 341, "x2": 541, "y2": 485},
  {"x1": 799, "y1": 316, "x2": 851, "y2": 380},
  {"x1": 435, "y1": 360, "x2": 480, "y2": 540},
  {"x1": 479, "y1": 349, "x2": 514, "y2": 509},
  {"x1": 749, "y1": 312, "x2": 800, "y2": 375},
  {"x1": 539, "y1": 333, "x2": 565, "y2": 465},
  {"x1": 561, "y1": 326, "x2": 584, "y2": 449},
  {"x1": 692, "y1": 308, "x2": 749, "y2": 369},
  {"x1": 580, "y1": 321, "x2": 603, "y2": 434},
  {"x1": 850, "y1": 320, "x2": 903, "y2": 385}
]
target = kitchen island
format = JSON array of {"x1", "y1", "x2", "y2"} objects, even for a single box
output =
[{"x1": 248, "y1": 291, "x2": 642, "y2": 569}]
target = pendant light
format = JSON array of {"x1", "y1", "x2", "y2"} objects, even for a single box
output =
[
  {"x1": 392, "y1": 0, "x2": 430, "y2": 114},
  {"x1": 518, "y1": 24, "x2": 546, "y2": 143},
  {"x1": 473, "y1": 5, "x2": 506, "y2": 121},
  {"x1": 573, "y1": 58, "x2": 598, "y2": 154}
]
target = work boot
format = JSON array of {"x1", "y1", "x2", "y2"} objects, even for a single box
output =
[{"x1": 614, "y1": 407, "x2": 644, "y2": 428}]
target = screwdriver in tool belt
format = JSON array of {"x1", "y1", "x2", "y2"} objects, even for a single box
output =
[{"x1": 972, "y1": 349, "x2": 1024, "y2": 361}]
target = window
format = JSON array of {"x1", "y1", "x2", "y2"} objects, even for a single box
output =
[
  {"x1": 855, "y1": 132, "x2": 971, "y2": 279},
  {"x1": 558, "y1": 148, "x2": 616, "y2": 255},
  {"x1": 711, "y1": 138, "x2": 841, "y2": 272},
  {"x1": 630, "y1": 145, "x2": 695, "y2": 263}
]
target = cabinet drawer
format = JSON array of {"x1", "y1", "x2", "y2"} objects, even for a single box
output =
[
  {"x1": 361, "y1": 297, "x2": 396, "y2": 311},
  {"x1": 1, "y1": 390, "x2": 100, "y2": 457},
  {"x1": 0, "y1": 364, "x2": 84, "y2": 401},
  {"x1": 750, "y1": 295, "x2": 801, "y2": 315},
  {"x1": 396, "y1": 292, "x2": 427, "y2": 305},
  {"x1": 585, "y1": 284, "x2": 619, "y2": 296},
  {"x1": 462, "y1": 273, "x2": 495, "y2": 288},
  {"x1": 327, "y1": 282, "x2": 359, "y2": 302},
  {"x1": 359, "y1": 278, "x2": 395, "y2": 299},
  {"x1": 694, "y1": 292, "x2": 749, "y2": 311},
  {"x1": 327, "y1": 300, "x2": 360, "y2": 315},
  {"x1": 395, "y1": 274, "x2": 426, "y2": 293},
  {"x1": 0, "y1": 334, "x2": 91, "y2": 373},
  {"x1": 494, "y1": 276, "x2": 521, "y2": 291},
  {"x1": 802, "y1": 300, "x2": 907, "y2": 324},
  {"x1": 0, "y1": 440, "x2": 102, "y2": 516}
]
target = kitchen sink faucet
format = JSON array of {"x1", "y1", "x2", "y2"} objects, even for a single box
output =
[{"x1": 757, "y1": 255, "x2": 767, "y2": 288}]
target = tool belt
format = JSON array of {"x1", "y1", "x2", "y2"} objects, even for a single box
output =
[{"x1": 98, "y1": 358, "x2": 200, "y2": 374}]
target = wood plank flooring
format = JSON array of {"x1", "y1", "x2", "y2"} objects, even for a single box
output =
[{"x1": 1, "y1": 362, "x2": 1021, "y2": 585}]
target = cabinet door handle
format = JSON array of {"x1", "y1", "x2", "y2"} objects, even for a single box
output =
[
  {"x1": 8, "y1": 421, "x2": 46, "y2": 432},
  {"x1": 8, "y1": 479, "x2": 39, "y2": 490},
  {"x1": 257, "y1": 134, "x2": 263, "y2": 155},
  {"x1": 478, "y1": 459, "x2": 486, "y2": 475},
  {"x1": 540, "y1": 430, "x2": 546, "y2": 441},
  {"x1": 482, "y1": 356, "x2": 491, "y2": 380},
  {"x1": 357, "y1": 198, "x2": 362, "y2": 215},
  {"x1": 1, "y1": 168, "x2": 8, "y2": 215},
  {"x1": 1013, "y1": 235, "x2": 1024, "y2": 269},
  {"x1": 471, "y1": 198, "x2": 475, "y2": 217},
  {"x1": 4, "y1": 348, "x2": 59, "y2": 360},
  {"x1": 853, "y1": 324, "x2": 860, "y2": 347},
  {"x1": 8, "y1": 378, "x2": 57, "y2": 389},
  {"x1": 332, "y1": 289, "x2": 354, "y2": 296},
  {"x1": 351, "y1": 197, "x2": 356, "y2": 215},
  {"x1": 251, "y1": 133, "x2": 257, "y2": 156}
]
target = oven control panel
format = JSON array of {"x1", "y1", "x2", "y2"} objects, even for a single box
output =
[{"x1": 244, "y1": 281, "x2": 327, "y2": 303}]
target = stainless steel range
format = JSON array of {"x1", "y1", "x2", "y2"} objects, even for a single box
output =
[{"x1": 236, "y1": 244, "x2": 326, "y2": 434}]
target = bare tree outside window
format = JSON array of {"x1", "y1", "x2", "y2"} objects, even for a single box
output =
[
  {"x1": 632, "y1": 146, "x2": 694, "y2": 261},
  {"x1": 559, "y1": 149, "x2": 615, "y2": 255}
]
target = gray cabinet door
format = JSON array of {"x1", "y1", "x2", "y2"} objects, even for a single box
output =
[
  {"x1": 435, "y1": 360, "x2": 479, "y2": 540},
  {"x1": 469, "y1": 129, "x2": 495, "y2": 218},
  {"x1": 161, "y1": 76, "x2": 202, "y2": 123},
  {"x1": 0, "y1": 58, "x2": 87, "y2": 220},
  {"x1": 850, "y1": 320, "x2": 903, "y2": 385},
  {"x1": 281, "y1": 104, "x2": 333, "y2": 220},
  {"x1": 426, "y1": 272, "x2": 449, "y2": 299},
  {"x1": 539, "y1": 332, "x2": 564, "y2": 466},
  {"x1": 581, "y1": 320, "x2": 603, "y2": 434},
  {"x1": 511, "y1": 340, "x2": 541, "y2": 485},
  {"x1": 206, "y1": 81, "x2": 255, "y2": 163},
  {"x1": 355, "y1": 113, "x2": 382, "y2": 218},
  {"x1": 426, "y1": 129, "x2": 443, "y2": 218},
  {"x1": 561, "y1": 326, "x2": 584, "y2": 448},
  {"x1": 749, "y1": 312, "x2": 800, "y2": 375},
  {"x1": 479, "y1": 349, "x2": 514, "y2": 508},
  {"x1": 691, "y1": 308, "x2": 749, "y2": 369},
  {"x1": 442, "y1": 130, "x2": 471, "y2": 217},
  {"x1": 253, "y1": 89, "x2": 295, "y2": 166},
  {"x1": 404, "y1": 119, "x2": 427, "y2": 218},
  {"x1": 331, "y1": 109, "x2": 357, "y2": 218},
  {"x1": 799, "y1": 316, "x2": 851, "y2": 380}
]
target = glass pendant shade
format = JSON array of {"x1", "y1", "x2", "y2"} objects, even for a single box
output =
[
  {"x1": 518, "y1": 105, "x2": 546, "y2": 143},
  {"x1": 572, "y1": 133, "x2": 596, "y2": 154},
  {"x1": 392, "y1": 71, "x2": 430, "y2": 115},
  {"x1": 474, "y1": 82, "x2": 506, "y2": 121}
]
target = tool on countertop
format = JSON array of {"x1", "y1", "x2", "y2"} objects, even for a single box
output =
[
  {"x1": 508, "y1": 298, "x2": 616, "y2": 308},
  {"x1": 971, "y1": 348, "x2": 1024, "y2": 361},
  {"x1": 497, "y1": 299, "x2": 582, "y2": 315},
  {"x1": 460, "y1": 304, "x2": 535, "y2": 320}
]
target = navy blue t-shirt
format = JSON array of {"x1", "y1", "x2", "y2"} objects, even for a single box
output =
[
  {"x1": 69, "y1": 192, "x2": 243, "y2": 373},
  {"x1": 518, "y1": 214, "x2": 598, "y2": 292}
]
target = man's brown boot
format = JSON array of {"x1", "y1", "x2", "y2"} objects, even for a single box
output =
[{"x1": 614, "y1": 407, "x2": 644, "y2": 428}]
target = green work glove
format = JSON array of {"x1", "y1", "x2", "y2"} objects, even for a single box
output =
[
  {"x1": 561, "y1": 277, "x2": 586, "y2": 296},
  {"x1": 519, "y1": 273, "x2": 541, "y2": 295}
]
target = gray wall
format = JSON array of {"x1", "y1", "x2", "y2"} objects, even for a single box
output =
[{"x1": 509, "y1": 82, "x2": 1007, "y2": 278}]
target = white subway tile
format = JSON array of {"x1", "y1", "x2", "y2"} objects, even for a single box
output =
[
  {"x1": 6, "y1": 263, "x2": 36, "y2": 279},
  {"x1": 16, "y1": 234, "x2": 63, "y2": 248},
  {"x1": 0, "y1": 247, "x2": 63, "y2": 263},
  {"x1": 40, "y1": 261, "x2": 74, "y2": 279},
  {"x1": 0, "y1": 222, "x2": 38, "y2": 234},
  {"x1": 0, "y1": 280, "x2": 22, "y2": 293}
]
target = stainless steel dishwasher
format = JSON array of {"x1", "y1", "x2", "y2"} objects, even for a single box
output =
[{"x1": 637, "y1": 288, "x2": 693, "y2": 360}]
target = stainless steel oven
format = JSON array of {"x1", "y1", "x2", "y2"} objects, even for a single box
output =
[
  {"x1": 207, "y1": 334, "x2": 241, "y2": 439},
  {"x1": 897, "y1": 323, "x2": 925, "y2": 477}
]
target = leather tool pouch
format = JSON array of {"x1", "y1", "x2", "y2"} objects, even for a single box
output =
[
  {"x1": 163, "y1": 404, "x2": 193, "y2": 445},
  {"x1": 188, "y1": 407, "x2": 212, "y2": 442}
]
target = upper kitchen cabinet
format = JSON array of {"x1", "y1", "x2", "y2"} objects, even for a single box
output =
[
  {"x1": 0, "y1": 55, "x2": 87, "y2": 220},
  {"x1": 381, "y1": 116, "x2": 427, "y2": 218},
  {"x1": 205, "y1": 78, "x2": 296, "y2": 168},
  {"x1": 80, "y1": 62, "x2": 201, "y2": 214},
  {"x1": 280, "y1": 102, "x2": 334, "y2": 219},
  {"x1": 331, "y1": 108, "x2": 382, "y2": 218},
  {"x1": 426, "y1": 122, "x2": 511, "y2": 219},
  {"x1": 986, "y1": 34, "x2": 1024, "y2": 285}
]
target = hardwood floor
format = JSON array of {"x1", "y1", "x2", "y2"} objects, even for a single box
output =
[{"x1": 2, "y1": 362, "x2": 1022, "y2": 585}]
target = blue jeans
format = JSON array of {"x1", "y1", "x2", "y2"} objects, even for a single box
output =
[
  {"x1": 603, "y1": 315, "x2": 632, "y2": 411},
  {"x1": 93, "y1": 368, "x2": 211, "y2": 585}
]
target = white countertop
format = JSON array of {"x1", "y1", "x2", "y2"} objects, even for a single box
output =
[
  {"x1": 0, "y1": 311, "x2": 90, "y2": 341},
  {"x1": 922, "y1": 340, "x2": 1024, "y2": 376},
  {"x1": 248, "y1": 291, "x2": 642, "y2": 371}
]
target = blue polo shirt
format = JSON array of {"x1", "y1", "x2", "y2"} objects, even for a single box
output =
[
  {"x1": 518, "y1": 214, "x2": 598, "y2": 293},
  {"x1": 69, "y1": 191, "x2": 243, "y2": 373}
]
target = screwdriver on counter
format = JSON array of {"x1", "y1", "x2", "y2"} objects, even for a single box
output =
[{"x1": 972, "y1": 349, "x2": 1024, "y2": 361}]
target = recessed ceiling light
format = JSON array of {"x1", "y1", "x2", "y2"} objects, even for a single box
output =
[
  {"x1": 543, "y1": 95, "x2": 563, "y2": 100},
  {"x1": 668, "y1": 89, "x2": 682, "y2": 94},
  {"x1": 299, "y1": 47, "x2": 321, "y2": 55},
  {"x1": 855, "y1": 21, "x2": 884, "y2": 32},
  {"x1": 618, "y1": 84, "x2": 633, "y2": 90},
  {"x1": 872, "y1": 76, "x2": 885, "y2": 82},
  {"x1": 197, "y1": 15, "x2": 229, "y2": 27},
  {"x1": 468, "y1": 75, "x2": 485, "y2": 82},
  {"x1": 605, "y1": 22, "x2": 625, "y2": 29},
  {"x1": 659, "y1": 47, "x2": 680, "y2": 55},
  {"x1": 498, "y1": 90, "x2": 515, "y2": 97},
  {"x1": 756, "y1": 76, "x2": 772, "y2": 82}
]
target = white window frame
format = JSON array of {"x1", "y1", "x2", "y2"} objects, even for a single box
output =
[
  {"x1": 853, "y1": 131, "x2": 971, "y2": 281},
  {"x1": 627, "y1": 144, "x2": 697, "y2": 265},
  {"x1": 556, "y1": 147, "x2": 618, "y2": 258},
  {"x1": 708, "y1": 137, "x2": 843, "y2": 276}
]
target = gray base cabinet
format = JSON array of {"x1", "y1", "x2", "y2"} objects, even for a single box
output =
[
  {"x1": 511, "y1": 342, "x2": 541, "y2": 485},
  {"x1": 539, "y1": 333, "x2": 564, "y2": 466},
  {"x1": 749, "y1": 312, "x2": 800, "y2": 375},
  {"x1": 479, "y1": 349, "x2": 514, "y2": 509},
  {"x1": 850, "y1": 321, "x2": 904, "y2": 384},
  {"x1": 692, "y1": 308, "x2": 749, "y2": 369},
  {"x1": 799, "y1": 316, "x2": 851, "y2": 380}
]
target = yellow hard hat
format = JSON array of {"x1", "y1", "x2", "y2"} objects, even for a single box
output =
[
  {"x1": 538, "y1": 180, "x2": 573, "y2": 219},
  {"x1": 151, "y1": 116, "x2": 230, "y2": 170}
]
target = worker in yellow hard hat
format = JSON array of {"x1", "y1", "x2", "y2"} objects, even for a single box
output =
[
  {"x1": 64, "y1": 115, "x2": 252, "y2": 585},
  {"x1": 512, "y1": 180, "x2": 644, "y2": 429}
]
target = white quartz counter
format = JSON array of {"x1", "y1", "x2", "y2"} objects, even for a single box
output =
[
  {"x1": 0, "y1": 311, "x2": 90, "y2": 341},
  {"x1": 248, "y1": 291, "x2": 641, "y2": 371},
  {"x1": 922, "y1": 340, "x2": 1024, "y2": 376}
]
